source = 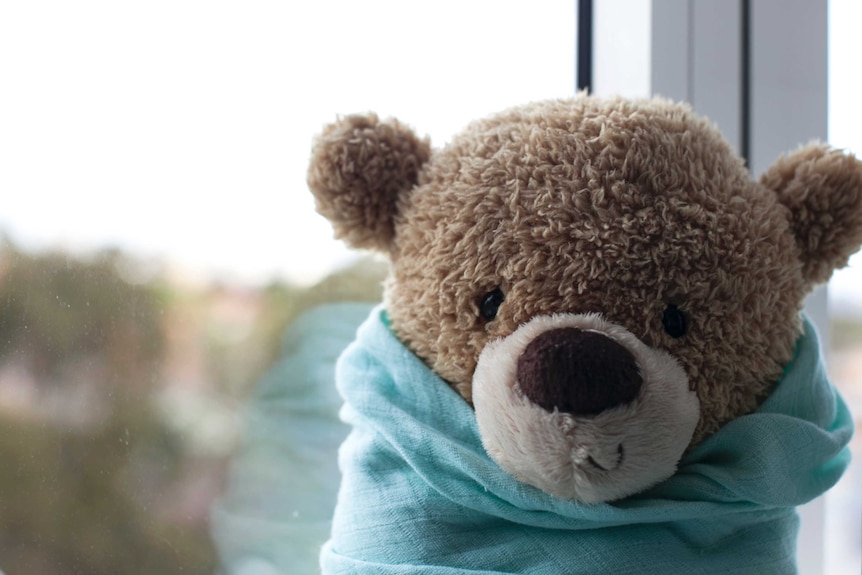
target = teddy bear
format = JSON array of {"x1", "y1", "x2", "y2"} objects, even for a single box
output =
[{"x1": 307, "y1": 96, "x2": 862, "y2": 574}]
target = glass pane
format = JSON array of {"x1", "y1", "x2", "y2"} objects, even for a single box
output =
[{"x1": 0, "y1": 2, "x2": 575, "y2": 573}]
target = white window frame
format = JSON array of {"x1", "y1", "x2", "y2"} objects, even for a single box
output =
[{"x1": 585, "y1": 1, "x2": 830, "y2": 573}]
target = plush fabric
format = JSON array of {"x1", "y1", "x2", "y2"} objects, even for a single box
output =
[
  {"x1": 308, "y1": 99, "x2": 862, "y2": 446},
  {"x1": 322, "y1": 306, "x2": 853, "y2": 575}
]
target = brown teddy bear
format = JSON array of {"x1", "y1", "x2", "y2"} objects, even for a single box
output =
[{"x1": 308, "y1": 96, "x2": 861, "y2": 574}]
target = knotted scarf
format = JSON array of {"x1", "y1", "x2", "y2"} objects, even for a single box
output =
[{"x1": 321, "y1": 306, "x2": 852, "y2": 574}]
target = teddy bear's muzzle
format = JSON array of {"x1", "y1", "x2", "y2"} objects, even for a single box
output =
[
  {"x1": 517, "y1": 327, "x2": 643, "y2": 416},
  {"x1": 473, "y1": 312, "x2": 700, "y2": 503}
]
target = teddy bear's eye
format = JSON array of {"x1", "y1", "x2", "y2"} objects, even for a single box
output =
[
  {"x1": 479, "y1": 288, "x2": 505, "y2": 321},
  {"x1": 662, "y1": 304, "x2": 687, "y2": 338}
]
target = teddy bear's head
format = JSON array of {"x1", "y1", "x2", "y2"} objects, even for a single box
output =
[{"x1": 308, "y1": 97, "x2": 862, "y2": 503}]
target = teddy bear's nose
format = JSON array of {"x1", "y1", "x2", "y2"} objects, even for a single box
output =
[{"x1": 517, "y1": 327, "x2": 643, "y2": 416}]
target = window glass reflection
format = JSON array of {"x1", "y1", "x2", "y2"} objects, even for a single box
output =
[{"x1": 0, "y1": 2, "x2": 574, "y2": 572}]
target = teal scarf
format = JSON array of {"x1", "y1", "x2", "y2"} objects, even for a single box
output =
[{"x1": 322, "y1": 307, "x2": 852, "y2": 574}]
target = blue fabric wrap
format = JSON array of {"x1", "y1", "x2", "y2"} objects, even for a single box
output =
[
  {"x1": 211, "y1": 303, "x2": 373, "y2": 575},
  {"x1": 321, "y1": 306, "x2": 853, "y2": 575}
]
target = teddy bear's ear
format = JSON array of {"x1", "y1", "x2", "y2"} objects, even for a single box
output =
[
  {"x1": 307, "y1": 113, "x2": 431, "y2": 253},
  {"x1": 760, "y1": 144, "x2": 862, "y2": 287}
]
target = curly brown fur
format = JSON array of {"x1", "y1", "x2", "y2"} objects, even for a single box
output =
[
  {"x1": 307, "y1": 113, "x2": 431, "y2": 252},
  {"x1": 311, "y1": 96, "x2": 862, "y2": 446},
  {"x1": 760, "y1": 144, "x2": 862, "y2": 285}
]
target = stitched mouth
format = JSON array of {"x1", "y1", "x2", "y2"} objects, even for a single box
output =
[
  {"x1": 587, "y1": 444, "x2": 624, "y2": 471},
  {"x1": 473, "y1": 312, "x2": 700, "y2": 502}
]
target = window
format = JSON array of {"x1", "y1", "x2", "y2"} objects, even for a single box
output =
[
  {"x1": 0, "y1": 2, "x2": 574, "y2": 572},
  {"x1": 589, "y1": 2, "x2": 860, "y2": 573},
  {"x1": 0, "y1": 2, "x2": 856, "y2": 573}
]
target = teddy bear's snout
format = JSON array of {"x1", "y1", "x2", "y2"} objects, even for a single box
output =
[
  {"x1": 516, "y1": 328, "x2": 643, "y2": 416},
  {"x1": 474, "y1": 313, "x2": 699, "y2": 502}
]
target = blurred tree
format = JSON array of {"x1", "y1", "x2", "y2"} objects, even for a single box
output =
[
  {"x1": 195, "y1": 255, "x2": 388, "y2": 399},
  {"x1": 0, "y1": 399, "x2": 215, "y2": 575},
  {"x1": 0, "y1": 240, "x2": 214, "y2": 574},
  {"x1": 0, "y1": 241, "x2": 164, "y2": 389},
  {"x1": 0, "y1": 241, "x2": 389, "y2": 574}
]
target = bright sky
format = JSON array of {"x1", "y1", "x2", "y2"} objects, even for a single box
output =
[
  {"x1": 0, "y1": 1, "x2": 859, "y2": 308},
  {"x1": 0, "y1": 1, "x2": 574, "y2": 285}
]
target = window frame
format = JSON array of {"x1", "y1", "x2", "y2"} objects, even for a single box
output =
[{"x1": 581, "y1": 1, "x2": 831, "y2": 573}]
